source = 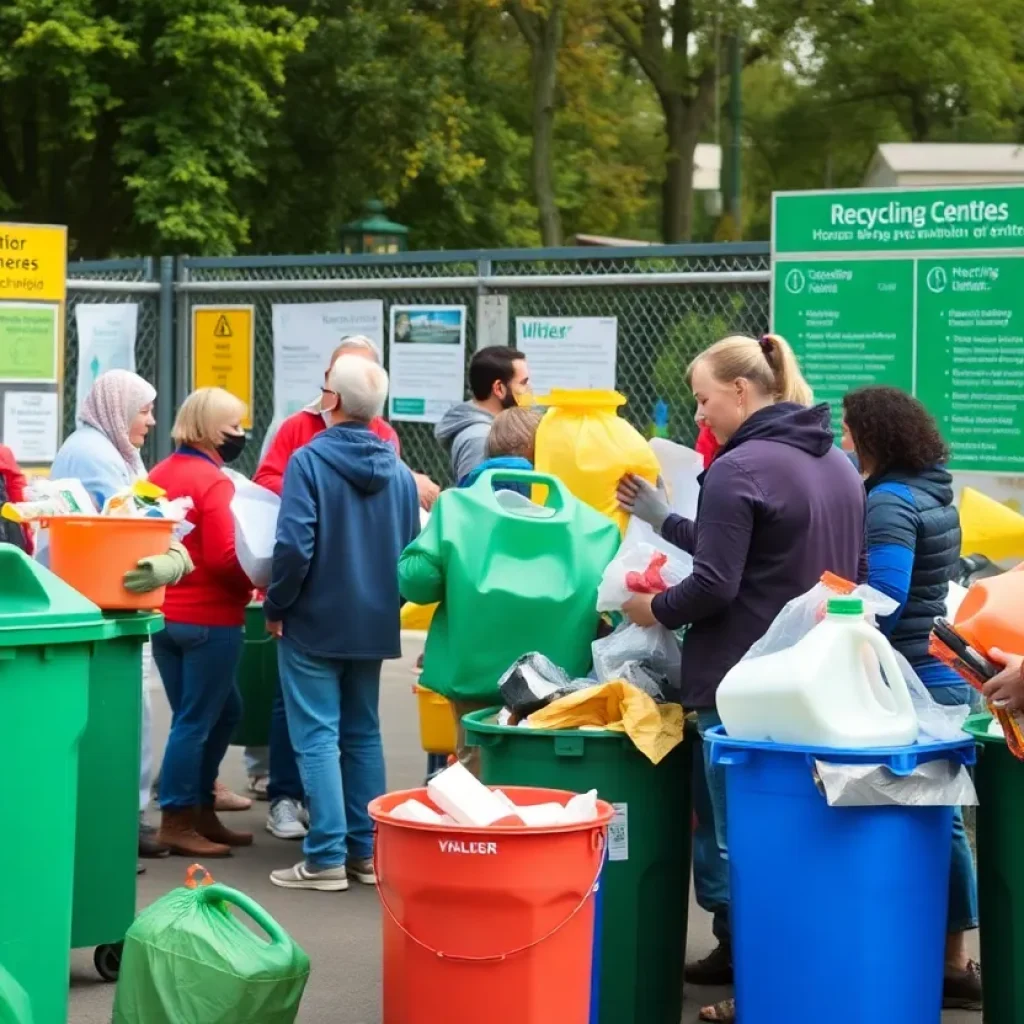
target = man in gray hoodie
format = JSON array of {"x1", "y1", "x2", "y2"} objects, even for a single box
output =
[{"x1": 434, "y1": 347, "x2": 531, "y2": 483}]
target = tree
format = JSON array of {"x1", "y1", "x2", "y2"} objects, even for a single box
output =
[
  {"x1": 0, "y1": 0, "x2": 311, "y2": 256},
  {"x1": 605, "y1": 0, "x2": 810, "y2": 242},
  {"x1": 505, "y1": 0, "x2": 565, "y2": 245}
]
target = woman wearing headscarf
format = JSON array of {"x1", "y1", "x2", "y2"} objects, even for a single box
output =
[{"x1": 48, "y1": 370, "x2": 195, "y2": 865}]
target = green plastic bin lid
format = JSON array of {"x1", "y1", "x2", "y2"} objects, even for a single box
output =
[
  {"x1": 963, "y1": 712, "x2": 1005, "y2": 745},
  {"x1": 102, "y1": 610, "x2": 165, "y2": 638},
  {"x1": 0, "y1": 544, "x2": 110, "y2": 646}
]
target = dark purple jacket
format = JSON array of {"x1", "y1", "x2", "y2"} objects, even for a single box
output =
[{"x1": 652, "y1": 403, "x2": 865, "y2": 708}]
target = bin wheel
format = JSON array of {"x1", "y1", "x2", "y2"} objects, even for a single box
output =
[{"x1": 93, "y1": 942, "x2": 123, "y2": 982}]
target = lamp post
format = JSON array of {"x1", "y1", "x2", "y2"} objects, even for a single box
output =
[{"x1": 339, "y1": 200, "x2": 409, "y2": 255}]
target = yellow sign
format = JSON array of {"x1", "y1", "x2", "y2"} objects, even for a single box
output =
[
  {"x1": 0, "y1": 222, "x2": 67, "y2": 302},
  {"x1": 192, "y1": 305, "x2": 254, "y2": 428}
]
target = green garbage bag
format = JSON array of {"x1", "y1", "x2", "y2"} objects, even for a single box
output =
[
  {"x1": 112, "y1": 883, "x2": 310, "y2": 1024},
  {"x1": 0, "y1": 965, "x2": 32, "y2": 1024},
  {"x1": 400, "y1": 469, "x2": 621, "y2": 702}
]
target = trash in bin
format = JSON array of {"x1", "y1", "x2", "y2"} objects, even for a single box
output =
[
  {"x1": 113, "y1": 868, "x2": 310, "y2": 1024},
  {"x1": 498, "y1": 652, "x2": 589, "y2": 716},
  {"x1": 370, "y1": 785, "x2": 612, "y2": 1024},
  {"x1": 813, "y1": 757, "x2": 978, "y2": 807},
  {"x1": 527, "y1": 681, "x2": 684, "y2": 765}
]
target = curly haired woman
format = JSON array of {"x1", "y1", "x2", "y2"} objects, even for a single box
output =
[{"x1": 842, "y1": 385, "x2": 981, "y2": 1010}]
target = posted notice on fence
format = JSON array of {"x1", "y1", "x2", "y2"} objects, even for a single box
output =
[
  {"x1": 3, "y1": 391, "x2": 58, "y2": 463},
  {"x1": 74, "y1": 303, "x2": 138, "y2": 418},
  {"x1": 271, "y1": 300, "x2": 384, "y2": 420},
  {"x1": 515, "y1": 316, "x2": 617, "y2": 394},
  {"x1": 388, "y1": 305, "x2": 467, "y2": 423}
]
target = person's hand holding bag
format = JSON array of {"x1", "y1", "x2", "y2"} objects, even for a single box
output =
[{"x1": 617, "y1": 473, "x2": 670, "y2": 531}]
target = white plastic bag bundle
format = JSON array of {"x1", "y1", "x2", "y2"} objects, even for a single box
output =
[
  {"x1": 597, "y1": 541, "x2": 689, "y2": 613},
  {"x1": 592, "y1": 623, "x2": 681, "y2": 694},
  {"x1": 743, "y1": 580, "x2": 899, "y2": 661},
  {"x1": 223, "y1": 468, "x2": 280, "y2": 588}
]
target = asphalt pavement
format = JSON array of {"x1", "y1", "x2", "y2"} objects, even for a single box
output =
[{"x1": 67, "y1": 633, "x2": 980, "y2": 1023}]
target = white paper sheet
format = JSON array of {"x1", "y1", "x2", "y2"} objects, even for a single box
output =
[
  {"x1": 388, "y1": 305, "x2": 467, "y2": 423},
  {"x1": 3, "y1": 390, "x2": 58, "y2": 462},
  {"x1": 515, "y1": 316, "x2": 617, "y2": 394},
  {"x1": 74, "y1": 303, "x2": 138, "y2": 418},
  {"x1": 271, "y1": 301, "x2": 384, "y2": 420}
]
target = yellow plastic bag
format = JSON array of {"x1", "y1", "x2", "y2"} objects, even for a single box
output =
[
  {"x1": 527, "y1": 680, "x2": 684, "y2": 764},
  {"x1": 400, "y1": 601, "x2": 438, "y2": 631},
  {"x1": 960, "y1": 487, "x2": 1024, "y2": 561},
  {"x1": 534, "y1": 390, "x2": 661, "y2": 533}
]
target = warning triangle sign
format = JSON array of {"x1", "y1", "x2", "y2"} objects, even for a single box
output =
[{"x1": 214, "y1": 315, "x2": 233, "y2": 338}]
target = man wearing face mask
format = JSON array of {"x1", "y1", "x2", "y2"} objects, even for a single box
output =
[
  {"x1": 255, "y1": 336, "x2": 439, "y2": 510},
  {"x1": 434, "y1": 347, "x2": 531, "y2": 484}
]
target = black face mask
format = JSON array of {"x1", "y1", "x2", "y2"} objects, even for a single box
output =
[{"x1": 217, "y1": 432, "x2": 247, "y2": 464}]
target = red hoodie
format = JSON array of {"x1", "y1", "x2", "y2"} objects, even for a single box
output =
[
  {"x1": 695, "y1": 424, "x2": 719, "y2": 470},
  {"x1": 0, "y1": 445, "x2": 32, "y2": 553},
  {"x1": 254, "y1": 409, "x2": 400, "y2": 497}
]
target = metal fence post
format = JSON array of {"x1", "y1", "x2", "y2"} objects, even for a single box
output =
[
  {"x1": 175, "y1": 259, "x2": 191, "y2": 418},
  {"x1": 156, "y1": 256, "x2": 175, "y2": 461}
]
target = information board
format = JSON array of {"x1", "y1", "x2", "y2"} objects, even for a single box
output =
[
  {"x1": 192, "y1": 305, "x2": 254, "y2": 428},
  {"x1": 772, "y1": 186, "x2": 1024, "y2": 473}
]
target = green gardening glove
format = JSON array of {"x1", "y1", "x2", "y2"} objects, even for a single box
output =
[{"x1": 123, "y1": 540, "x2": 194, "y2": 594}]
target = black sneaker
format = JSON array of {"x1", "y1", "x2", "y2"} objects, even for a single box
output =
[
  {"x1": 685, "y1": 943, "x2": 734, "y2": 987},
  {"x1": 943, "y1": 960, "x2": 982, "y2": 1010},
  {"x1": 139, "y1": 820, "x2": 170, "y2": 859}
]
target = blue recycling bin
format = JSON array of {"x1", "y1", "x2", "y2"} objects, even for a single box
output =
[{"x1": 705, "y1": 728, "x2": 975, "y2": 1024}]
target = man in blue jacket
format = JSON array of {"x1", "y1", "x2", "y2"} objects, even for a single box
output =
[{"x1": 265, "y1": 355, "x2": 419, "y2": 893}]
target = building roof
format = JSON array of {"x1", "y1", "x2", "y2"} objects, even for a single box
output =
[{"x1": 872, "y1": 142, "x2": 1024, "y2": 175}]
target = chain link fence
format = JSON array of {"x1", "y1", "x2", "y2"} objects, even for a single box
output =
[
  {"x1": 66, "y1": 258, "x2": 164, "y2": 466},
  {"x1": 179, "y1": 243, "x2": 770, "y2": 482}
]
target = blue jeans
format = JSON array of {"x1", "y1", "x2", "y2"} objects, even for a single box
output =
[
  {"x1": 930, "y1": 683, "x2": 981, "y2": 933},
  {"x1": 153, "y1": 623, "x2": 243, "y2": 810},
  {"x1": 278, "y1": 638, "x2": 386, "y2": 870},
  {"x1": 268, "y1": 688, "x2": 304, "y2": 804},
  {"x1": 695, "y1": 708, "x2": 730, "y2": 944},
  {"x1": 692, "y1": 729, "x2": 731, "y2": 945}
]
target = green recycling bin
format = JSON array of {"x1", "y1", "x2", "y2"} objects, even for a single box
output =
[
  {"x1": 0, "y1": 964, "x2": 32, "y2": 1024},
  {"x1": 232, "y1": 601, "x2": 277, "y2": 747},
  {"x1": 463, "y1": 709, "x2": 692, "y2": 1024},
  {"x1": 72, "y1": 610, "x2": 163, "y2": 982},
  {"x1": 964, "y1": 713, "x2": 1024, "y2": 1024},
  {"x1": 0, "y1": 546, "x2": 107, "y2": 1024}
]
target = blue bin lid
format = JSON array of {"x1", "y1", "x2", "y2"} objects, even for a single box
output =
[{"x1": 704, "y1": 725, "x2": 976, "y2": 775}]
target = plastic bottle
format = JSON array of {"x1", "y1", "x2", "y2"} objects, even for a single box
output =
[
  {"x1": 954, "y1": 562, "x2": 1024, "y2": 656},
  {"x1": 716, "y1": 596, "x2": 919, "y2": 748}
]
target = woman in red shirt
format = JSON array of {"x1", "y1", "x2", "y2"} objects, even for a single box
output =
[
  {"x1": 148, "y1": 387, "x2": 255, "y2": 858},
  {"x1": 0, "y1": 444, "x2": 31, "y2": 552}
]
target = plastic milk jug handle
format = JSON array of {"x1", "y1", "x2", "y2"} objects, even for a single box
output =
[
  {"x1": 860, "y1": 626, "x2": 916, "y2": 721},
  {"x1": 476, "y1": 468, "x2": 569, "y2": 514},
  {"x1": 198, "y1": 883, "x2": 291, "y2": 947}
]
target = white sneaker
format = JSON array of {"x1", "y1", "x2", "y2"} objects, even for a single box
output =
[
  {"x1": 266, "y1": 797, "x2": 309, "y2": 840},
  {"x1": 270, "y1": 861, "x2": 348, "y2": 892}
]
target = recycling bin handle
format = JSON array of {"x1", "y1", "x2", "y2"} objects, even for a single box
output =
[
  {"x1": 554, "y1": 736, "x2": 585, "y2": 757},
  {"x1": 709, "y1": 748, "x2": 749, "y2": 767},
  {"x1": 199, "y1": 883, "x2": 290, "y2": 947}
]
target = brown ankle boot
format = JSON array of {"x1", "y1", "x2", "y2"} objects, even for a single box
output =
[
  {"x1": 196, "y1": 805, "x2": 254, "y2": 847},
  {"x1": 158, "y1": 807, "x2": 231, "y2": 858}
]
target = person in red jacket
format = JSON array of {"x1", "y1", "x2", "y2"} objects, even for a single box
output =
[
  {"x1": 0, "y1": 444, "x2": 32, "y2": 552},
  {"x1": 148, "y1": 387, "x2": 256, "y2": 859},
  {"x1": 255, "y1": 335, "x2": 439, "y2": 510}
]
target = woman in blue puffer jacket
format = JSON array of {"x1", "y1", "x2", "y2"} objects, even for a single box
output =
[{"x1": 842, "y1": 385, "x2": 981, "y2": 1011}]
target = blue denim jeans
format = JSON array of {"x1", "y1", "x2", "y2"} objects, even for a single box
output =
[
  {"x1": 695, "y1": 708, "x2": 730, "y2": 943},
  {"x1": 153, "y1": 623, "x2": 244, "y2": 810},
  {"x1": 268, "y1": 687, "x2": 304, "y2": 804},
  {"x1": 930, "y1": 683, "x2": 981, "y2": 933},
  {"x1": 278, "y1": 638, "x2": 386, "y2": 870},
  {"x1": 692, "y1": 728, "x2": 731, "y2": 945}
]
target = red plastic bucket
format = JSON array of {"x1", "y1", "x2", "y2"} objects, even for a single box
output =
[{"x1": 370, "y1": 786, "x2": 613, "y2": 1024}]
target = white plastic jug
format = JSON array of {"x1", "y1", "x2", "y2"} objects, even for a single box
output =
[{"x1": 716, "y1": 596, "x2": 919, "y2": 748}]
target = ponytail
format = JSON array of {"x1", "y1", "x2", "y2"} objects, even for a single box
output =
[{"x1": 688, "y1": 333, "x2": 814, "y2": 407}]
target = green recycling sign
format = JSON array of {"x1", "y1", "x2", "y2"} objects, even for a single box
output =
[{"x1": 772, "y1": 185, "x2": 1024, "y2": 472}]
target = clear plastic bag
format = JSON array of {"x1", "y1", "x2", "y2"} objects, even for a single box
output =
[
  {"x1": 223, "y1": 468, "x2": 280, "y2": 588},
  {"x1": 597, "y1": 541, "x2": 689, "y2": 613},
  {"x1": 743, "y1": 578, "x2": 898, "y2": 661},
  {"x1": 498, "y1": 653, "x2": 592, "y2": 716},
  {"x1": 892, "y1": 650, "x2": 969, "y2": 741},
  {"x1": 592, "y1": 622, "x2": 680, "y2": 695}
]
